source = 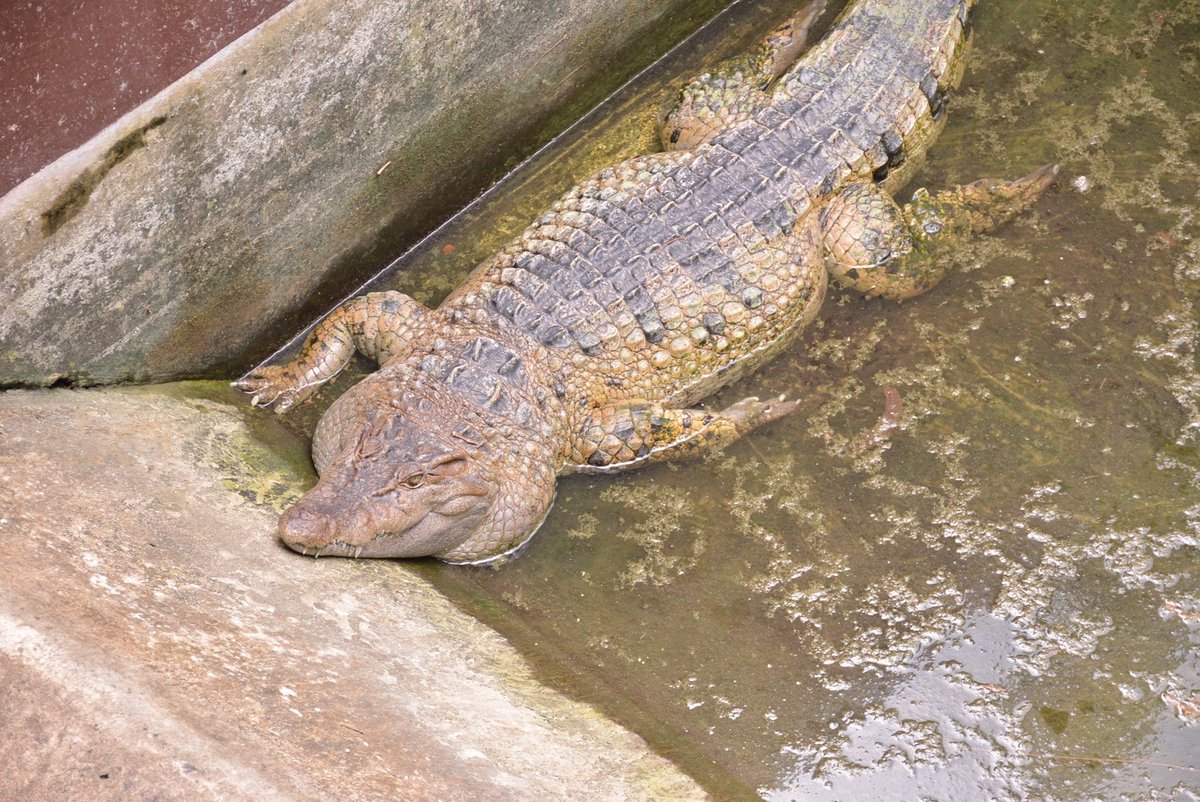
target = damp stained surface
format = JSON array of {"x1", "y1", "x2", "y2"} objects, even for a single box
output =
[{"x1": 248, "y1": 0, "x2": 1200, "y2": 798}]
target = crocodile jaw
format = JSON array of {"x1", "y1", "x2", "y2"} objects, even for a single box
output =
[
  {"x1": 278, "y1": 478, "x2": 492, "y2": 559},
  {"x1": 282, "y1": 507, "x2": 490, "y2": 560}
]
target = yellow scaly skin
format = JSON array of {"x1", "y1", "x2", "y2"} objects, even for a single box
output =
[{"x1": 235, "y1": 0, "x2": 1055, "y2": 564}]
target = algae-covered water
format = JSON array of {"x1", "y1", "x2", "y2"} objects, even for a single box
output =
[{"x1": 251, "y1": 0, "x2": 1200, "y2": 797}]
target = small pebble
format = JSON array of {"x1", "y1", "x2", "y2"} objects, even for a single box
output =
[{"x1": 1071, "y1": 175, "x2": 1092, "y2": 193}]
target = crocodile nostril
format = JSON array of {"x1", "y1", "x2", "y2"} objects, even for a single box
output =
[{"x1": 278, "y1": 506, "x2": 334, "y2": 548}]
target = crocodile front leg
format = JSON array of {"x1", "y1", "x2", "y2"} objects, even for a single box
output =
[
  {"x1": 234, "y1": 291, "x2": 427, "y2": 413},
  {"x1": 564, "y1": 396, "x2": 798, "y2": 475},
  {"x1": 661, "y1": 2, "x2": 825, "y2": 150},
  {"x1": 820, "y1": 164, "x2": 1058, "y2": 301}
]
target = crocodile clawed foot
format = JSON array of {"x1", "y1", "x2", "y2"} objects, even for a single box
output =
[
  {"x1": 956, "y1": 163, "x2": 1060, "y2": 233},
  {"x1": 725, "y1": 393, "x2": 801, "y2": 434},
  {"x1": 231, "y1": 365, "x2": 315, "y2": 413},
  {"x1": 990, "y1": 162, "x2": 1059, "y2": 205}
]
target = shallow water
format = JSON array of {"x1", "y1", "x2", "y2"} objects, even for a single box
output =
[{"x1": 254, "y1": 0, "x2": 1200, "y2": 797}]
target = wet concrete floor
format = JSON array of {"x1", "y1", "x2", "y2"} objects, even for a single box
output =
[{"x1": 245, "y1": 0, "x2": 1200, "y2": 797}]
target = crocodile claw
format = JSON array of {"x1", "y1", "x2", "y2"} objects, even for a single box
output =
[
  {"x1": 760, "y1": 393, "x2": 802, "y2": 423},
  {"x1": 726, "y1": 393, "x2": 801, "y2": 433},
  {"x1": 232, "y1": 366, "x2": 314, "y2": 413}
]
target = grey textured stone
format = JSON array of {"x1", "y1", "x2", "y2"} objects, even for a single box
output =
[
  {"x1": 0, "y1": 0, "x2": 713, "y2": 387},
  {"x1": 0, "y1": 384, "x2": 706, "y2": 801}
]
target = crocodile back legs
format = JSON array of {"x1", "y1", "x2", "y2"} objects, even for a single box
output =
[{"x1": 820, "y1": 164, "x2": 1058, "y2": 301}]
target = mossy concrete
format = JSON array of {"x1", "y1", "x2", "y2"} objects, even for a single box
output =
[
  {"x1": 0, "y1": 0, "x2": 722, "y2": 388},
  {"x1": 0, "y1": 384, "x2": 706, "y2": 801}
]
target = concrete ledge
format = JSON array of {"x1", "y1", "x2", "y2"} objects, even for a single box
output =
[
  {"x1": 0, "y1": 386, "x2": 706, "y2": 800},
  {"x1": 0, "y1": 0, "x2": 716, "y2": 387}
]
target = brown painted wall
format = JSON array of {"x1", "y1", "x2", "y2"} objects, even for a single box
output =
[{"x1": 0, "y1": 0, "x2": 294, "y2": 197}]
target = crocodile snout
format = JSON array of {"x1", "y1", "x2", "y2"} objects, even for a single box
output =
[{"x1": 279, "y1": 506, "x2": 335, "y2": 551}]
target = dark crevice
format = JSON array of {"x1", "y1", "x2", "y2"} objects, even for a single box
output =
[{"x1": 0, "y1": 371, "x2": 109, "y2": 391}]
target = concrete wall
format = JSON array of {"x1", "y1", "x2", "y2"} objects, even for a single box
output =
[{"x1": 0, "y1": 0, "x2": 714, "y2": 387}]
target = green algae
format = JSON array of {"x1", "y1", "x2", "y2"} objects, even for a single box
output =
[{"x1": 152, "y1": 381, "x2": 315, "y2": 513}]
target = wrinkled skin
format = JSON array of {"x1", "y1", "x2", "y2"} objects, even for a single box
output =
[{"x1": 281, "y1": 440, "x2": 494, "y2": 559}]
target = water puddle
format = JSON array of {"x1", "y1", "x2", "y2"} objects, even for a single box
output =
[{"x1": 245, "y1": 0, "x2": 1200, "y2": 797}]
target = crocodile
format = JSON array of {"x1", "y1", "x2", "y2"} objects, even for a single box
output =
[{"x1": 235, "y1": 0, "x2": 1055, "y2": 564}]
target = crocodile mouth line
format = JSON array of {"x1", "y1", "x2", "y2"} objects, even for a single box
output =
[
  {"x1": 295, "y1": 532, "x2": 407, "y2": 559},
  {"x1": 287, "y1": 499, "x2": 489, "y2": 559},
  {"x1": 296, "y1": 541, "x2": 364, "y2": 559}
]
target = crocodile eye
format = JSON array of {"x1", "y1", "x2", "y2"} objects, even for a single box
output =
[
  {"x1": 371, "y1": 469, "x2": 428, "y2": 497},
  {"x1": 400, "y1": 472, "x2": 426, "y2": 489}
]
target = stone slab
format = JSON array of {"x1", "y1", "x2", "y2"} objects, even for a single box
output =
[
  {"x1": 0, "y1": 385, "x2": 706, "y2": 801},
  {"x1": 0, "y1": 0, "x2": 716, "y2": 387}
]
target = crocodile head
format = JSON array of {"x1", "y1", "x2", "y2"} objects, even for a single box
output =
[{"x1": 278, "y1": 367, "x2": 556, "y2": 563}]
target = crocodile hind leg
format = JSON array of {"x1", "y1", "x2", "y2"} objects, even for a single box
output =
[
  {"x1": 660, "y1": 2, "x2": 825, "y2": 151},
  {"x1": 819, "y1": 164, "x2": 1058, "y2": 301},
  {"x1": 564, "y1": 396, "x2": 798, "y2": 475},
  {"x1": 233, "y1": 291, "x2": 427, "y2": 413}
]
